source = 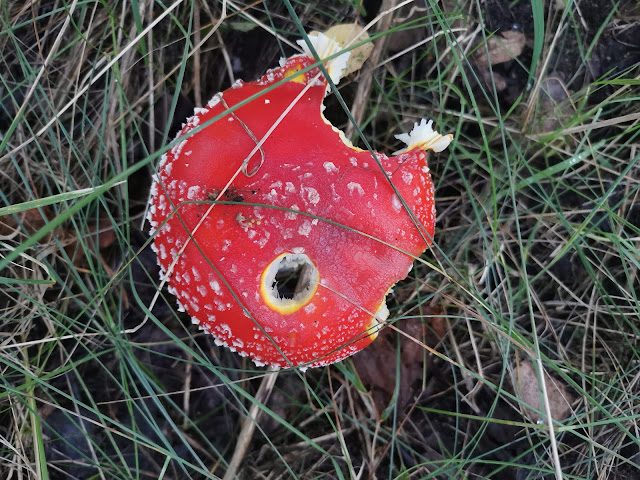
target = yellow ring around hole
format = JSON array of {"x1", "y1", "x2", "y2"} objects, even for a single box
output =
[{"x1": 259, "y1": 252, "x2": 319, "y2": 314}]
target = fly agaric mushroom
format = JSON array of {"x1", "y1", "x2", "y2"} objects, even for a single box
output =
[{"x1": 148, "y1": 29, "x2": 452, "y2": 369}]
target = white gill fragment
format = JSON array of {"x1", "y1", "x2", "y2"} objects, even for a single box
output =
[
  {"x1": 296, "y1": 32, "x2": 350, "y2": 85},
  {"x1": 394, "y1": 119, "x2": 453, "y2": 154}
]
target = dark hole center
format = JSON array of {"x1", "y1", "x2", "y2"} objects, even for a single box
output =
[{"x1": 273, "y1": 262, "x2": 311, "y2": 300}]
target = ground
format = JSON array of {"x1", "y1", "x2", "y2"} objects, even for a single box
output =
[{"x1": 0, "y1": 0, "x2": 639, "y2": 479}]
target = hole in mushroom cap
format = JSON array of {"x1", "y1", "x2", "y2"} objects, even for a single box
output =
[
  {"x1": 260, "y1": 253, "x2": 319, "y2": 314},
  {"x1": 274, "y1": 262, "x2": 313, "y2": 299}
]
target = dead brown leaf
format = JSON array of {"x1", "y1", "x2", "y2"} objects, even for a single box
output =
[
  {"x1": 513, "y1": 359, "x2": 575, "y2": 422},
  {"x1": 0, "y1": 207, "x2": 116, "y2": 271},
  {"x1": 474, "y1": 31, "x2": 526, "y2": 67},
  {"x1": 311, "y1": 24, "x2": 373, "y2": 77},
  {"x1": 64, "y1": 217, "x2": 116, "y2": 270},
  {"x1": 0, "y1": 206, "x2": 53, "y2": 238},
  {"x1": 536, "y1": 75, "x2": 576, "y2": 135},
  {"x1": 352, "y1": 306, "x2": 445, "y2": 417},
  {"x1": 93, "y1": 217, "x2": 117, "y2": 249}
]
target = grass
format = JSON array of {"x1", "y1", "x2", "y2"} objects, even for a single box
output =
[{"x1": 1, "y1": 0, "x2": 639, "y2": 479}]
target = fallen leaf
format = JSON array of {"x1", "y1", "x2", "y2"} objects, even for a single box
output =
[
  {"x1": 0, "y1": 206, "x2": 116, "y2": 271},
  {"x1": 311, "y1": 24, "x2": 374, "y2": 76},
  {"x1": 513, "y1": 359, "x2": 575, "y2": 422},
  {"x1": 474, "y1": 30, "x2": 526, "y2": 67},
  {"x1": 64, "y1": 217, "x2": 116, "y2": 269},
  {"x1": 94, "y1": 217, "x2": 116, "y2": 249},
  {"x1": 0, "y1": 206, "x2": 53, "y2": 238},
  {"x1": 536, "y1": 75, "x2": 575, "y2": 135},
  {"x1": 352, "y1": 306, "x2": 445, "y2": 417}
]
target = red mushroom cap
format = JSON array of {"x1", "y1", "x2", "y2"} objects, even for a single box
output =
[{"x1": 148, "y1": 36, "x2": 452, "y2": 368}]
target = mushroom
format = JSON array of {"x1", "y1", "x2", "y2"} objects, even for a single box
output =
[{"x1": 147, "y1": 29, "x2": 452, "y2": 369}]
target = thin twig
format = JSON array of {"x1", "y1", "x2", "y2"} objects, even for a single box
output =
[
  {"x1": 345, "y1": 0, "x2": 397, "y2": 139},
  {"x1": 222, "y1": 367, "x2": 279, "y2": 480},
  {"x1": 193, "y1": 2, "x2": 202, "y2": 107}
]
